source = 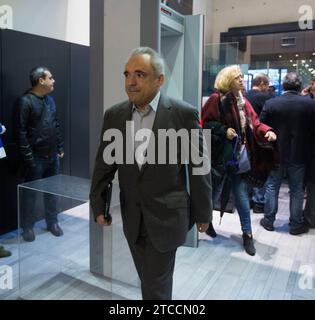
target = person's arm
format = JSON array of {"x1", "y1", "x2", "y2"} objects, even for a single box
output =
[
  {"x1": 245, "y1": 98, "x2": 277, "y2": 142},
  {"x1": 186, "y1": 108, "x2": 212, "y2": 232},
  {"x1": 89, "y1": 109, "x2": 117, "y2": 225},
  {"x1": 17, "y1": 97, "x2": 35, "y2": 167},
  {"x1": 49, "y1": 97, "x2": 64, "y2": 158},
  {"x1": 55, "y1": 116, "x2": 64, "y2": 158}
]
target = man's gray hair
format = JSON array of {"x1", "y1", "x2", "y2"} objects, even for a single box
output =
[
  {"x1": 282, "y1": 72, "x2": 303, "y2": 92},
  {"x1": 129, "y1": 47, "x2": 165, "y2": 76},
  {"x1": 252, "y1": 73, "x2": 269, "y2": 87},
  {"x1": 30, "y1": 66, "x2": 50, "y2": 87}
]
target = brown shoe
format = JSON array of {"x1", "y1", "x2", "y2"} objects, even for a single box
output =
[
  {"x1": 47, "y1": 223, "x2": 63, "y2": 237},
  {"x1": 0, "y1": 245, "x2": 12, "y2": 258}
]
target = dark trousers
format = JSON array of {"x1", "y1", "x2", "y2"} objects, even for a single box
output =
[
  {"x1": 304, "y1": 182, "x2": 315, "y2": 227},
  {"x1": 21, "y1": 154, "x2": 60, "y2": 230},
  {"x1": 127, "y1": 217, "x2": 177, "y2": 300}
]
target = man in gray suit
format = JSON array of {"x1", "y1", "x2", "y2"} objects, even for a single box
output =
[{"x1": 90, "y1": 47, "x2": 212, "y2": 300}]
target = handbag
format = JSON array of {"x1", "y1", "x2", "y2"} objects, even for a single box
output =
[
  {"x1": 237, "y1": 143, "x2": 251, "y2": 174},
  {"x1": 225, "y1": 135, "x2": 251, "y2": 174}
]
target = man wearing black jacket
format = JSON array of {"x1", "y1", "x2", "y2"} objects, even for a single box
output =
[
  {"x1": 17, "y1": 67, "x2": 64, "y2": 242},
  {"x1": 90, "y1": 47, "x2": 212, "y2": 300},
  {"x1": 245, "y1": 74, "x2": 272, "y2": 214},
  {"x1": 260, "y1": 72, "x2": 315, "y2": 235}
]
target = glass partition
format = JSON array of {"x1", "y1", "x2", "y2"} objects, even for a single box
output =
[
  {"x1": 18, "y1": 175, "x2": 112, "y2": 300},
  {"x1": 248, "y1": 57, "x2": 315, "y2": 96},
  {"x1": 203, "y1": 42, "x2": 240, "y2": 99}
]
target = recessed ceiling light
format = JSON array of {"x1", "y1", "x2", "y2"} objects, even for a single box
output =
[
  {"x1": 290, "y1": 60, "x2": 293, "y2": 63},
  {"x1": 278, "y1": 55, "x2": 282, "y2": 58},
  {"x1": 296, "y1": 54, "x2": 299, "y2": 57}
]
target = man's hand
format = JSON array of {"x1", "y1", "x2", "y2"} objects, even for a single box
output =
[
  {"x1": 96, "y1": 214, "x2": 112, "y2": 226},
  {"x1": 58, "y1": 152, "x2": 65, "y2": 158},
  {"x1": 264, "y1": 131, "x2": 277, "y2": 141},
  {"x1": 196, "y1": 223, "x2": 209, "y2": 233}
]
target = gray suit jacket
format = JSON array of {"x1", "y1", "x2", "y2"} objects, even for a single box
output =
[{"x1": 90, "y1": 94, "x2": 212, "y2": 252}]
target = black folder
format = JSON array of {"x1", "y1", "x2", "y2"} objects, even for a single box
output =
[{"x1": 104, "y1": 182, "x2": 113, "y2": 223}]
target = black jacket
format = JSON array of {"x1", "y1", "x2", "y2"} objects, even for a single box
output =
[
  {"x1": 17, "y1": 92, "x2": 64, "y2": 165},
  {"x1": 245, "y1": 89, "x2": 272, "y2": 116},
  {"x1": 260, "y1": 91, "x2": 315, "y2": 165}
]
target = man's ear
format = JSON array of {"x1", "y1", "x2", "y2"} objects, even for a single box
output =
[{"x1": 158, "y1": 74, "x2": 165, "y2": 87}]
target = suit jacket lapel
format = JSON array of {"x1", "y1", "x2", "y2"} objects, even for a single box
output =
[
  {"x1": 118, "y1": 101, "x2": 141, "y2": 175},
  {"x1": 139, "y1": 94, "x2": 172, "y2": 176}
]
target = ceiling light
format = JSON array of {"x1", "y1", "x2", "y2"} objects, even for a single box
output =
[
  {"x1": 296, "y1": 54, "x2": 299, "y2": 57},
  {"x1": 278, "y1": 55, "x2": 282, "y2": 58}
]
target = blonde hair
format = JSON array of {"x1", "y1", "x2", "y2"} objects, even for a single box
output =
[{"x1": 214, "y1": 65, "x2": 242, "y2": 94}]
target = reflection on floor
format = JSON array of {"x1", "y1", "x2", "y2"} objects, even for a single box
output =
[{"x1": 1, "y1": 184, "x2": 315, "y2": 300}]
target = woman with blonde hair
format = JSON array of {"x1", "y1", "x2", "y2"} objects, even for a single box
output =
[{"x1": 202, "y1": 65, "x2": 277, "y2": 256}]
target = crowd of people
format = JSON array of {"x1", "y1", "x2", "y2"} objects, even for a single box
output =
[{"x1": 202, "y1": 70, "x2": 315, "y2": 256}]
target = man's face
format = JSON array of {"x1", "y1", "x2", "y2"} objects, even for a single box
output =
[
  {"x1": 259, "y1": 81, "x2": 269, "y2": 93},
  {"x1": 124, "y1": 54, "x2": 164, "y2": 108},
  {"x1": 310, "y1": 80, "x2": 315, "y2": 93},
  {"x1": 39, "y1": 71, "x2": 55, "y2": 93}
]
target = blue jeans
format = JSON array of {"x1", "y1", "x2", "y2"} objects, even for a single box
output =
[
  {"x1": 264, "y1": 164, "x2": 305, "y2": 229},
  {"x1": 21, "y1": 154, "x2": 60, "y2": 229},
  {"x1": 252, "y1": 185, "x2": 266, "y2": 206},
  {"x1": 231, "y1": 174, "x2": 252, "y2": 234}
]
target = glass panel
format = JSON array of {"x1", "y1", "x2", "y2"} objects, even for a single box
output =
[
  {"x1": 248, "y1": 56, "x2": 315, "y2": 96},
  {"x1": 111, "y1": 189, "x2": 141, "y2": 299},
  {"x1": 203, "y1": 42, "x2": 240, "y2": 99},
  {"x1": 18, "y1": 174, "x2": 113, "y2": 300}
]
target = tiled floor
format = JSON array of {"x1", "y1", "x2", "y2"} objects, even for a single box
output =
[{"x1": 0, "y1": 184, "x2": 315, "y2": 300}]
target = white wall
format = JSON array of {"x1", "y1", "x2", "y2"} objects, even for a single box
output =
[
  {"x1": 0, "y1": 0, "x2": 89, "y2": 45},
  {"x1": 205, "y1": 0, "x2": 314, "y2": 44},
  {"x1": 103, "y1": 0, "x2": 141, "y2": 109},
  {"x1": 193, "y1": 0, "x2": 214, "y2": 46}
]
